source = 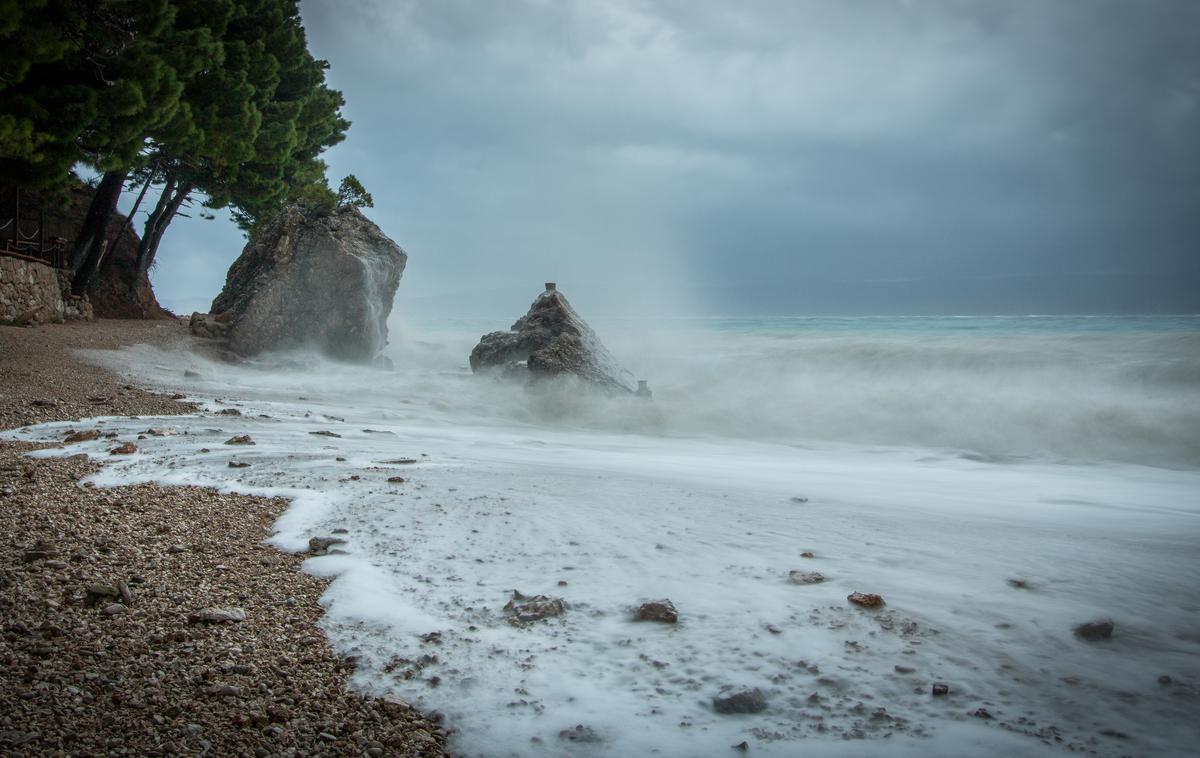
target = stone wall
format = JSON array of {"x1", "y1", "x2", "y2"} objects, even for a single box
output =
[{"x1": 0, "y1": 255, "x2": 92, "y2": 324}]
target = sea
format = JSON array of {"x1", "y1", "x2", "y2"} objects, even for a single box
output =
[{"x1": 7, "y1": 314, "x2": 1200, "y2": 757}]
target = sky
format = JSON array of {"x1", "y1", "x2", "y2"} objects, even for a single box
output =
[{"x1": 144, "y1": 0, "x2": 1200, "y2": 317}]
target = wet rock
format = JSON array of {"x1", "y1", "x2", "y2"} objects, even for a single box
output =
[
  {"x1": 713, "y1": 688, "x2": 768, "y2": 714},
  {"x1": 504, "y1": 591, "x2": 566, "y2": 625},
  {"x1": 847, "y1": 592, "x2": 885, "y2": 608},
  {"x1": 309, "y1": 430, "x2": 342, "y2": 438},
  {"x1": 109, "y1": 442, "x2": 137, "y2": 455},
  {"x1": 146, "y1": 427, "x2": 179, "y2": 436},
  {"x1": 184, "y1": 369, "x2": 202, "y2": 378},
  {"x1": 469, "y1": 284, "x2": 637, "y2": 393},
  {"x1": 1073, "y1": 619, "x2": 1115, "y2": 641},
  {"x1": 307, "y1": 536, "x2": 347, "y2": 555},
  {"x1": 217, "y1": 408, "x2": 242, "y2": 416},
  {"x1": 931, "y1": 682, "x2": 950, "y2": 696},
  {"x1": 1006, "y1": 578, "x2": 1029, "y2": 589},
  {"x1": 203, "y1": 204, "x2": 407, "y2": 362},
  {"x1": 788, "y1": 570, "x2": 825, "y2": 585},
  {"x1": 228, "y1": 461, "x2": 250, "y2": 468},
  {"x1": 800, "y1": 551, "x2": 815, "y2": 559},
  {"x1": 894, "y1": 665, "x2": 915, "y2": 674},
  {"x1": 387, "y1": 476, "x2": 406, "y2": 483},
  {"x1": 63, "y1": 429, "x2": 100, "y2": 444},
  {"x1": 634, "y1": 599, "x2": 679, "y2": 624},
  {"x1": 224, "y1": 435, "x2": 255, "y2": 446},
  {"x1": 558, "y1": 725, "x2": 602, "y2": 743},
  {"x1": 972, "y1": 707, "x2": 993, "y2": 719},
  {"x1": 188, "y1": 607, "x2": 247, "y2": 624},
  {"x1": 732, "y1": 741, "x2": 749, "y2": 751}
]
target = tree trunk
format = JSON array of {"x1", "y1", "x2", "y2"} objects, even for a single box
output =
[
  {"x1": 134, "y1": 174, "x2": 176, "y2": 277},
  {"x1": 102, "y1": 171, "x2": 154, "y2": 275},
  {"x1": 70, "y1": 170, "x2": 126, "y2": 296},
  {"x1": 129, "y1": 178, "x2": 193, "y2": 302}
]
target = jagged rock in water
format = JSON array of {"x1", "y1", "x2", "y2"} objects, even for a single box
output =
[
  {"x1": 469, "y1": 283, "x2": 636, "y2": 393},
  {"x1": 199, "y1": 204, "x2": 406, "y2": 361}
]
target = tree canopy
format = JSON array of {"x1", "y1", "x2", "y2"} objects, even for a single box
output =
[{"x1": 0, "y1": 0, "x2": 361, "y2": 297}]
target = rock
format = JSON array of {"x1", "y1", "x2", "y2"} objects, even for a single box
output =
[
  {"x1": 558, "y1": 725, "x2": 602, "y2": 743},
  {"x1": 85, "y1": 584, "x2": 120, "y2": 606},
  {"x1": 31, "y1": 399, "x2": 57, "y2": 407},
  {"x1": 387, "y1": 476, "x2": 406, "y2": 483},
  {"x1": 894, "y1": 665, "x2": 915, "y2": 674},
  {"x1": 1007, "y1": 578, "x2": 1029, "y2": 589},
  {"x1": 732, "y1": 741, "x2": 749, "y2": 751},
  {"x1": 205, "y1": 684, "x2": 242, "y2": 698},
  {"x1": 635, "y1": 599, "x2": 679, "y2": 623},
  {"x1": 713, "y1": 688, "x2": 768, "y2": 714},
  {"x1": 102, "y1": 603, "x2": 126, "y2": 616},
  {"x1": 228, "y1": 461, "x2": 250, "y2": 468},
  {"x1": 972, "y1": 707, "x2": 993, "y2": 719},
  {"x1": 217, "y1": 408, "x2": 242, "y2": 416},
  {"x1": 1158, "y1": 675, "x2": 1173, "y2": 685},
  {"x1": 307, "y1": 536, "x2": 347, "y2": 555},
  {"x1": 309, "y1": 430, "x2": 341, "y2": 438},
  {"x1": 504, "y1": 591, "x2": 566, "y2": 625},
  {"x1": 1073, "y1": 619, "x2": 1115, "y2": 641},
  {"x1": 800, "y1": 551, "x2": 815, "y2": 559},
  {"x1": 224, "y1": 435, "x2": 255, "y2": 446},
  {"x1": 469, "y1": 284, "x2": 636, "y2": 393},
  {"x1": 188, "y1": 607, "x2": 247, "y2": 624},
  {"x1": 847, "y1": 592, "x2": 885, "y2": 608},
  {"x1": 202, "y1": 204, "x2": 406, "y2": 361},
  {"x1": 183, "y1": 369, "x2": 202, "y2": 378},
  {"x1": 63, "y1": 429, "x2": 100, "y2": 444},
  {"x1": 109, "y1": 442, "x2": 137, "y2": 455},
  {"x1": 788, "y1": 570, "x2": 825, "y2": 585},
  {"x1": 146, "y1": 427, "x2": 179, "y2": 436},
  {"x1": 931, "y1": 682, "x2": 950, "y2": 696}
]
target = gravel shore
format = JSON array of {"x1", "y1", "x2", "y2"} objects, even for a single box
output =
[{"x1": 1, "y1": 320, "x2": 451, "y2": 757}]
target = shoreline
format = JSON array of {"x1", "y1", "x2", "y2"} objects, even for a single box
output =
[{"x1": 0, "y1": 320, "x2": 450, "y2": 756}]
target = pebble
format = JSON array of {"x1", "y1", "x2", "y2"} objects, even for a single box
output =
[
  {"x1": 788, "y1": 570, "x2": 824, "y2": 585},
  {"x1": 847, "y1": 592, "x2": 885, "y2": 608},
  {"x1": 713, "y1": 688, "x2": 768, "y2": 714},
  {"x1": 188, "y1": 607, "x2": 247, "y2": 624},
  {"x1": 1073, "y1": 619, "x2": 1115, "y2": 641},
  {"x1": 102, "y1": 603, "x2": 126, "y2": 616}
]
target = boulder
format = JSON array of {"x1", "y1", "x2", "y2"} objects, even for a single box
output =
[
  {"x1": 469, "y1": 283, "x2": 637, "y2": 393},
  {"x1": 199, "y1": 204, "x2": 406, "y2": 361}
]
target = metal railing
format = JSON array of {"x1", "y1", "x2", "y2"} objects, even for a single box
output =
[{"x1": 1, "y1": 187, "x2": 68, "y2": 268}]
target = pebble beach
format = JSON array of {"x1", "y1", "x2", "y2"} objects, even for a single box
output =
[{"x1": 0, "y1": 320, "x2": 450, "y2": 757}]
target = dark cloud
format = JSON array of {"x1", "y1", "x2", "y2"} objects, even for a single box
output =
[{"x1": 148, "y1": 0, "x2": 1200, "y2": 316}]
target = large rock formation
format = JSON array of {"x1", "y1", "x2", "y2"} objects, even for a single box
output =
[
  {"x1": 200, "y1": 205, "x2": 406, "y2": 361},
  {"x1": 469, "y1": 283, "x2": 637, "y2": 393}
]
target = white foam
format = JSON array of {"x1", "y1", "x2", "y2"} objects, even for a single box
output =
[{"x1": 7, "y1": 323, "x2": 1199, "y2": 757}]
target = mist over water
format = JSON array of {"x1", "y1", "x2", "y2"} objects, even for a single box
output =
[{"x1": 390, "y1": 315, "x2": 1200, "y2": 469}]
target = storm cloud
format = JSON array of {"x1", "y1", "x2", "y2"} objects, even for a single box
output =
[{"x1": 148, "y1": 0, "x2": 1200, "y2": 316}]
